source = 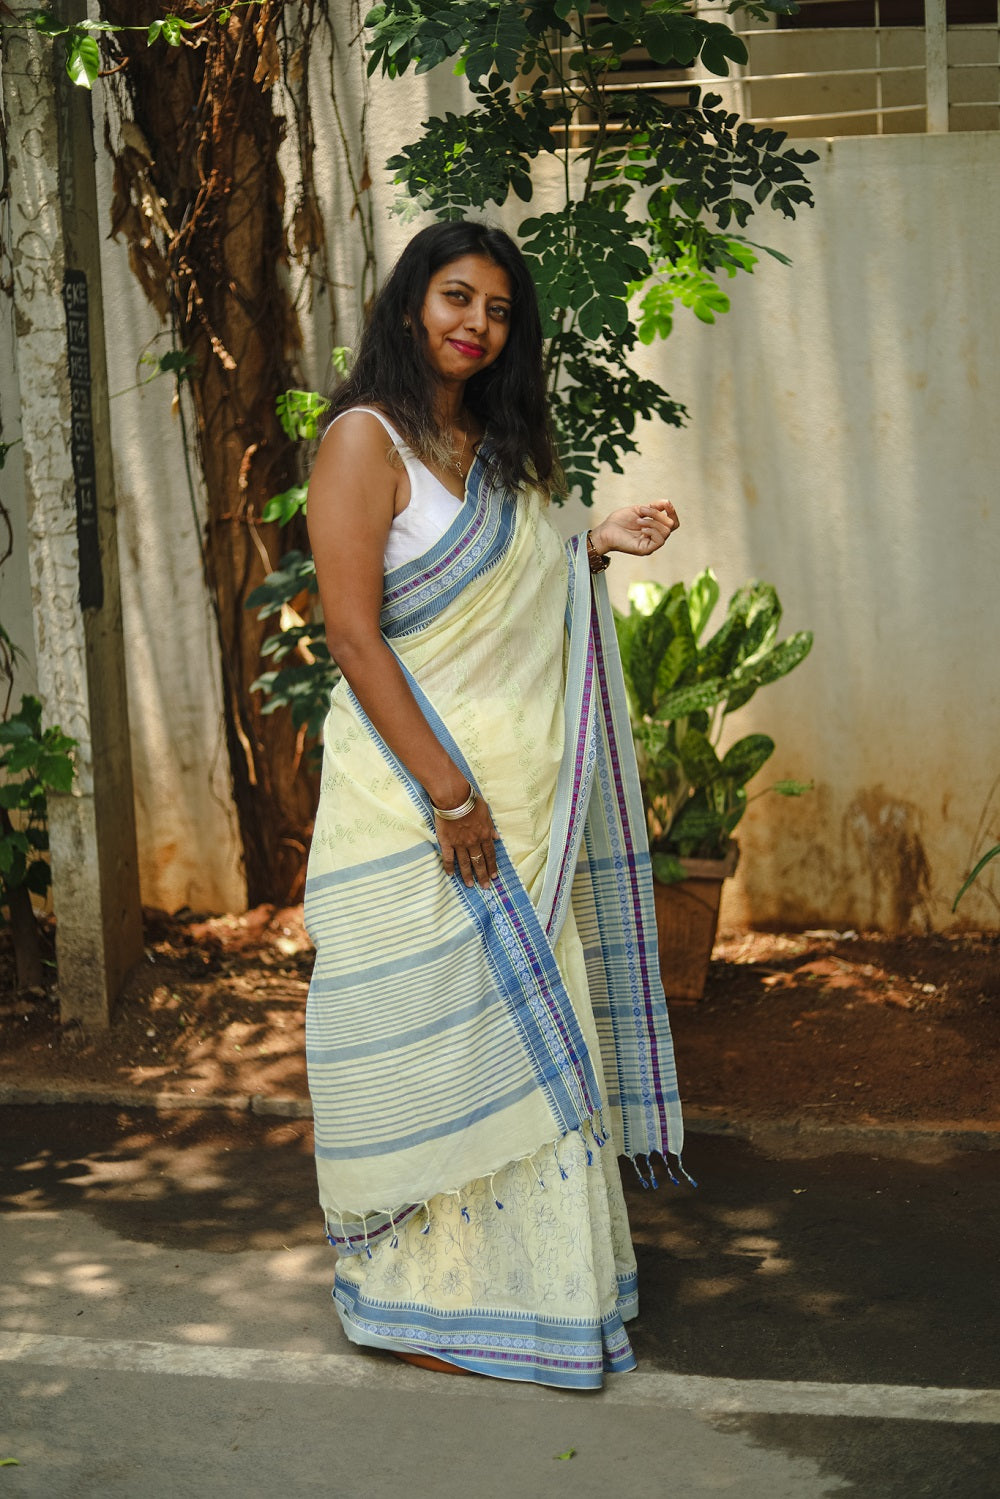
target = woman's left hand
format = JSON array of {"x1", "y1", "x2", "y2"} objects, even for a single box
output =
[{"x1": 589, "y1": 499, "x2": 679, "y2": 558}]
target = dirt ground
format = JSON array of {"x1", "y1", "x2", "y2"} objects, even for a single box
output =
[{"x1": 1, "y1": 907, "x2": 998, "y2": 1129}]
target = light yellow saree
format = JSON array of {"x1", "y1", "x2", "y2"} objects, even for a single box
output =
[{"x1": 304, "y1": 445, "x2": 685, "y2": 1386}]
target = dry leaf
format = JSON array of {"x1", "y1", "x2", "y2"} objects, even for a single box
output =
[{"x1": 253, "y1": 30, "x2": 281, "y2": 91}]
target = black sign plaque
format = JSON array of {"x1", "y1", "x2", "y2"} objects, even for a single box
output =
[{"x1": 62, "y1": 269, "x2": 104, "y2": 611}]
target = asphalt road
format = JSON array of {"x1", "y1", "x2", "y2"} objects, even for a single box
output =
[{"x1": 1, "y1": 1106, "x2": 998, "y2": 1498}]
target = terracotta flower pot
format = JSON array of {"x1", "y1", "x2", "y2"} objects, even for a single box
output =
[{"x1": 652, "y1": 841, "x2": 739, "y2": 1001}]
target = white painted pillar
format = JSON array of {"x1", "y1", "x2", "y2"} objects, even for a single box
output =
[
  {"x1": 3, "y1": 4, "x2": 143, "y2": 1028},
  {"x1": 924, "y1": 0, "x2": 950, "y2": 133}
]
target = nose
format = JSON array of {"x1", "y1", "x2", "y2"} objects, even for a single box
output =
[{"x1": 464, "y1": 298, "x2": 488, "y2": 335}]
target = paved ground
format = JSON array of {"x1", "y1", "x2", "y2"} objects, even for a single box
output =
[{"x1": 1, "y1": 1106, "x2": 998, "y2": 1498}]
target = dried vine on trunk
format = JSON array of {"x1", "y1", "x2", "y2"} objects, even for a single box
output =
[{"x1": 102, "y1": 0, "x2": 317, "y2": 903}]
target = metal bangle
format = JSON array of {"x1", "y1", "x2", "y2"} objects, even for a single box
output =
[{"x1": 431, "y1": 787, "x2": 478, "y2": 821}]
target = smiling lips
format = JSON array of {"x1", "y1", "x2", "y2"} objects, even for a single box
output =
[{"x1": 447, "y1": 338, "x2": 486, "y2": 358}]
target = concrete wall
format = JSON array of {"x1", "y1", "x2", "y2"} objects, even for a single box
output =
[{"x1": 546, "y1": 131, "x2": 1000, "y2": 933}]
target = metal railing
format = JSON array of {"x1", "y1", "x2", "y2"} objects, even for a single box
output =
[{"x1": 554, "y1": 0, "x2": 1000, "y2": 137}]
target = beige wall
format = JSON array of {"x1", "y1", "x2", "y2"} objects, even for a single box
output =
[{"x1": 549, "y1": 131, "x2": 1000, "y2": 932}]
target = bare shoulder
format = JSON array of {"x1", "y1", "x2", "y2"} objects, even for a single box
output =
[
  {"x1": 315, "y1": 408, "x2": 399, "y2": 471},
  {"x1": 309, "y1": 408, "x2": 400, "y2": 508}
]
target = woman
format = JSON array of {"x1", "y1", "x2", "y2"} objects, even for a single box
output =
[{"x1": 304, "y1": 219, "x2": 683, "y2": 1390}]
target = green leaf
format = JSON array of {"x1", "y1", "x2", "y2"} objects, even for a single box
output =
[
  {"x1": 161, "y1": 14, "x2": 184, "y2": 47},
  {"x1": 651, "y1": 851, "x2": 687, "y2": 885},
  {"x1": 733, "y1": 583, "x2": 781, "y2": 665},
  {"x1": 147, "y1": 20, "x2": 163, "y2": 43},
  {"x1": 678, "y1": 727, "x2": 721, "y2": 786},
  {"x1": 953, "y1": 844, "x2": 1000, "y2": 911},
  {"x1": 667, "y1": 794, "x2": 731, "y2": 857},
  {"x1": 627, "y1": 581, "x2": 667, "y2": 617},
  {"x1": 156, "y1": 349, "x2": 196, "y2": 382},
  {"x1": 3, "y1": 743, "x2": 43, "y2": 775},
  {"x1": 276, "y1": 389, "x2": 330, "y2": 442},
  {"x1": 771, "y1": 778, "x2": 813, "y2": 796},
  {"x1": 628, "y1": 596, "x2": 680, "y2": 717},
  {"x1": 577, "y1": 297, "x2": 606, "y2": 342},
  {"x1": 553, "y1": 1449, "x2": 576, "y2": 1461},
  {"x1": 331, "y1": 346, "x2": 354, "y2": 377},
  {"x1": 656, "y1": 678, "x2": 725, "y2": 719},
  {"x1": 37, "y1": 753, "x2": 75, "y2": 793},
  {"x1": 66, "y1": 33, "x2": 100, "y2": 88},
  {"x1": 245, "y1": 551, "x2": 318, "y2": 615},
  {"x1": 262, "y1": 485, "x2": 308, "y2": 526},
  {"x1": 0, "y1": 721, "x2": 33, "y2": 746},
  {"x1": 720, "y1": 733, "x2": 774, "y2": 786},
  {"x1": 655, "y1": 632, "x2": 698, "y2": 706},
  {"x1": 699, "y1": 613, "x2": 746, "y2": 680},
  {"x1": 725, "y1": 631, "x2": 813, "y2": 712},
  {"x1": 687, "y1": 568, "x2": 720, "y2": 641}
]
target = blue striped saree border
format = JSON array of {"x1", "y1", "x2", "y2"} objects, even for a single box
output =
[
  {"x1": 332, "y1": 1272, "x2": 638, "y2": 1389},
  {"x1": 582, "y1": 561, "x2": 685, "y2": 1170}
]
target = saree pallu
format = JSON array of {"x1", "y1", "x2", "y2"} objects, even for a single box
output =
[{"x1": 304, "y1": 447, "x2": 685, "y2": 1388}]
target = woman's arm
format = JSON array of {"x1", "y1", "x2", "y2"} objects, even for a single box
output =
[{"x1": 306, "y1": 413, "x2": 497, "y2": 886}]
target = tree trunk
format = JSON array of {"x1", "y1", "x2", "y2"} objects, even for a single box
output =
[{"x1": 102, "y1": 1, "x2": 317, "y2": 904}]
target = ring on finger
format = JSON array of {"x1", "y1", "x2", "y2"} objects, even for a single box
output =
[{"x1": 471, "y1": 854, "x2": 484, "y2": 864}]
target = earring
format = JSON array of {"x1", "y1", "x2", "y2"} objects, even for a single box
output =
[{"x1": 402, "y1": 316, "x2": 411, "y2": 332}]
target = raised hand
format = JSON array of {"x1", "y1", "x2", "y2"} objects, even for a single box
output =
[{"x1": 589, "y1": 499, "x2": 679, "y2": 558}]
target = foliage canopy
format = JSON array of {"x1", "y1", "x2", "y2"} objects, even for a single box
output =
[{"x1": 367, "y1": 0, "x2": 818, "y2": 503}]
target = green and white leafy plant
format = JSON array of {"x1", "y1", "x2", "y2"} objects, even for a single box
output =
[{"x1": 614, "y1": 569, "x2": 813, "y2": 883}]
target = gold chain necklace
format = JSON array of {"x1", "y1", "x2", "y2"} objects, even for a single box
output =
[{"x1": 448, "y1": 423, "x2": 468, "y2": 478}]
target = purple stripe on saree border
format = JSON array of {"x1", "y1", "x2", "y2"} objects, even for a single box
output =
[
  {"x1": 590, "y1": 619, "x2": 667, "y2": 1117},
  {"x1": 382, "y1": 502, "x2": 489, "y2": 606},
  {"x1": 545, "y1": 630, "x2": 596, "y2": 936}
]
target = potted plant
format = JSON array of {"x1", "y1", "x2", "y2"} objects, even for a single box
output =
[{"x1": 613, "y1": 569, "x2": 813, "y2": 999}]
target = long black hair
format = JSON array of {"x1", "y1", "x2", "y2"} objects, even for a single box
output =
[{"x1": 328, "y1": 220, "x2": 557, "y2": 495}]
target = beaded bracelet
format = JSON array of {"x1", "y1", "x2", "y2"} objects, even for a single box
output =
[{"x1": 586, "y1": 531, "x2": 610, "y2": 574}]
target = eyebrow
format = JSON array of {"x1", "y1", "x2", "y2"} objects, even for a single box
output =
[{"x1": 441, "y1": 277, "x2": 512, "y2": 302}]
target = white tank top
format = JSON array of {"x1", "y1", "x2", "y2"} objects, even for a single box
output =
[{"x1": 324, "y1": 406, "x2": 464, "y2": 572}]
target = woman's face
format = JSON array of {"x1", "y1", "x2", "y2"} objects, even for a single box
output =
[{"x1": 418, "y1": 254, "x2": 512, "y2": 384}]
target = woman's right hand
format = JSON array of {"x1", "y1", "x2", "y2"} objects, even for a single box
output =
[{"x1": 434, "y1": 794, "x2": 499, "y2": 888}]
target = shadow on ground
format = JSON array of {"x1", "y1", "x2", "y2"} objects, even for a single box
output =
[{"x1": 3, "y1": 1108, "x2": 998, "y2": 1394}]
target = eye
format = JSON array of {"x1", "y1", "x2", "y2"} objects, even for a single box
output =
[
  {"x1": 489, "y1": 305, "x2": 510, "y2": 321},
  {"x1": 444, "y1": 289, "x2": 467, "y2": 303}
]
